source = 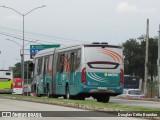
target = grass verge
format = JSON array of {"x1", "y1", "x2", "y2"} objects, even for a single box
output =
[{"x1": 0, "y1": 94, "x2": 160, "y2": 112}]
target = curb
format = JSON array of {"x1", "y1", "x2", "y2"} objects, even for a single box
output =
[{"x1": 0, "y1": 96, "x2": 160, "y2": 120}]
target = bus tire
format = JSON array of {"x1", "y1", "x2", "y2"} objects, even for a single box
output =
[
  {"x1": 36, "y1": 87, "x2": 41, "y2": 97},
  {"x1": 46, "y1": 86, "x2": 50, "y2": 98},
  {"x1": 69, "y1": 96, "x2": 76, "y2": 99},
  {"x1": 102, "y1": 95, "x2": 110, "y2": 103},
  {"x1": 77, "y1": 95, "x2": 85, "y2": 100},
  {"x1": 36, "y1": 94, "x2": 41, "y2": 97},
  {"x1": 64, "y1": 85, "x2": 70, "y2": 99},
  {"x1": 97, "y1": 98, "x2": 102, "y2": 102}
]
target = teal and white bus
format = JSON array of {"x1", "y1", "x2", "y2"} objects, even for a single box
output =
[{"x1": 30, "y1": 43, "x2": 124, "y2": 102}]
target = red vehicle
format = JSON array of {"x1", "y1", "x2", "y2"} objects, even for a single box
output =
[{"x1": 12, "y1": 78, "x2": 23, "y2": 94}]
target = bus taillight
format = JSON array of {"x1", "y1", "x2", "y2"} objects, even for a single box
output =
[
  {"x1": 120, "y1": 69, "x2": 124, "y2": 85},
  {"x1": 81, "y1": 67, "x2": 86, "y2": 84}
]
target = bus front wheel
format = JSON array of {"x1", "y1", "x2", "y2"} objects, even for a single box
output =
[
  {"x1": 64, "y1": 85, "x2": 70, "y2": 99},
  {"x1": 46, "y1": 86, "x2": 50, "y2": 98}
]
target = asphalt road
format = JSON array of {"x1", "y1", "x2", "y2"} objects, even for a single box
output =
[
  {"x1": 85, "y1": 97, "x2": 160, "y2": 109},
  {"x1": 110, "y1": 97, "x2": 160, "y2": 109},
  {"x1": 0, "y1": 98, "x2": 145, "y2": 120}
]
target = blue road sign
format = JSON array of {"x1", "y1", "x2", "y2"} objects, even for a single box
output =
[{"x1": 30, "y1": 48, "x2": 44, "y2": 54}]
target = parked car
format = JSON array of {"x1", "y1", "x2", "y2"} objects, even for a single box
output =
[{"x1": 117, "y1": 89, "x2": 145, "y2": 99}]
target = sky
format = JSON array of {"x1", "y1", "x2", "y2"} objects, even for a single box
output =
[{"x1": 0, "y1": 0, "x2": 160, "y2": 69}]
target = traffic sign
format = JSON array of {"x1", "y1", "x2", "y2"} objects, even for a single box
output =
[
  {"x1": 30, "y1": 48, "x2": 44, "y2": 54},
  {"x1": 30, "y1": 44, "x2": 60, "y2": 49},
  {"x1": 29, "y1": 44, "x2": 60, "y2": 59}
]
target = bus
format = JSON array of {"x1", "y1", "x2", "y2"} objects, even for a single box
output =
[
  {"x1": 30, "y1": 43, "x2": 124, "y2": 102},
  {"x1": 124, "y1": 75, "x2": 140, "y2": 89},
  {"x1": 0, "y1": 70, "x2": 13, "y2": 93},
  {"x1": 12, "y1": 78, "x2": 23, "y2": 94}
]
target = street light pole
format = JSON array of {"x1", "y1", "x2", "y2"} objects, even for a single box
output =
[
  {"x1": 22, "y1": 15, "x2": 25, "y2": 91},
  {"x1": 0, "y1": 5, "x2": 45, "y2": 91}
]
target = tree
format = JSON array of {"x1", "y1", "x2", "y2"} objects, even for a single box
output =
[
  {"x1": 123, "y1": 36, "x2": 158, "y2": 80},
  {"x1": 12, "y1": 60, "x2": 32, "y2": 80},
  {"x1": 12, "y1": 62, "x2": 21, "y2": 78},
  {"x1": 140, "y1": 36, "x2": 158, "y2": 81},
  {"x1": 123, "y1": 39, "x2": 144, "y2": 78}
]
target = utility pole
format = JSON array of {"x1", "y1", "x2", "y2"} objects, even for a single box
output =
[
  {"x1": 158, "y1": 24, "x2": 160, "y2": 98},
  {"x1": 144, "y1": 19, "x2": 149, "y2": 97}
]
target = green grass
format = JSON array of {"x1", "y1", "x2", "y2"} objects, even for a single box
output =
[{"x1": 0, "y1": 94, "x2": 160, "y2": 112}]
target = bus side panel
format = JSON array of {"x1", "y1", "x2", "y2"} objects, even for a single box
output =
[
  {"x1": 0, "y1": 80, "x2": 13, "y2": 93},
  {"x1": 0, "y1": 70, "x2": 13, "y2": 93},
  {"x1": 36, "y1": 74, "x2": 45, "y2": 94},
  {"x1": 68, "y1": 72, "x2": 81, "y2": 95},
  {"x1": 55, "y1": 73, "x2": 66, "y2": 95}
]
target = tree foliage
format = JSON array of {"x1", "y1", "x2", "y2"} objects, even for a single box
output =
[
  {"x1": 123, "y1": 36, "x2": 158, "y2": 80},
  {"x1": 12, "y1": 61, "x2": 32, "y2": 79}
]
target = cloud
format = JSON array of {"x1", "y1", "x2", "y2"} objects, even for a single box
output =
[
  {"x1": 5, "y1": 15, "x2": 22, "y2": 21},
  {"x1": 116, "y1": 2, "x2": 156, "y2": 13}
]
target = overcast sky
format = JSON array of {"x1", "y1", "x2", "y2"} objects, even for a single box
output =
[{"x1": 0, "y1": 0, "x2": 160, "y2": 69}]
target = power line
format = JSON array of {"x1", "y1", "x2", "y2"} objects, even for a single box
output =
[
  {"x1": 0, "y1": 29, "x2": 85, "y2": 44},
  {"x1": 0, "y1": 31, "x2": 70, "y2": 47},
  {"x1": 0, "y1": 31, "x2": 87, "y2": 45},
  {"x1": 0, "y1": 26, "x2": 86, "y2": 43},
  {"x1": 0, "y1": 32, "x2": 43, "y2": 44},
  {"x1": 0, "y1": 31, "x2": 63, "y2": 44}
]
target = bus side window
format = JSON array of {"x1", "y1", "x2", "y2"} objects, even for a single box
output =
[
  {"x1": 37, "y1": 58, "x2": 43, "y2": 75},
  {"x1": 43, "y1": 57, "x2": 49, "y2": 75},
  {"x1": 48, "y1": 55, "x2": 53, "y2": 75},
  {"x1": 57, "y1": 54, "x2": 65, "y2": 73},
  {"x1": 76, "y1": 49, "x2": 81, "y2": 70},
  {"x1": 70, "y1": 52, "x2": 77, "y2": 72}
]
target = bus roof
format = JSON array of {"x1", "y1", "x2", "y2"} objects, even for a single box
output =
[
  {"x1": 34, "y1": 43, "x2": 122, "y2": 58},
  {"x1": 34, "y1": 48, "x2": 56, "y2": 58}
]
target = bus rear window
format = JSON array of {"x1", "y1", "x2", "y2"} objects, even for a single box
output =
[
  {"x1": 6, "y1": 73, "x2": 11, "y2": 75},
  {"x1": 87, "y1": 61, "x2": 119, "y2": 69}
]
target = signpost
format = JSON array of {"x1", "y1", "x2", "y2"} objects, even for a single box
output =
[{"x1": 30, "y1": 44, "x2": 60, "y2": 59}]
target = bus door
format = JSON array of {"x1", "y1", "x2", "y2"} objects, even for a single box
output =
[
  {"x1": 43, "y1": 57, "x2": 49, "y2": 93},
  {"x1": 57, "y1": 54, "x2": 65, "y2": 85},
  {"x1": 69, "y1": 51, "x2": 77, "y2": 85}
]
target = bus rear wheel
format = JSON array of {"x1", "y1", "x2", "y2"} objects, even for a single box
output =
[
  {"x1": 102, "y1": 95, "x2": 110, "y2": 103},
  {"x1": 96, "y1": 95, "x2": 110, "y2": 103}
]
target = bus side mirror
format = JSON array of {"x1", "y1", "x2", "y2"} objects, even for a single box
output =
[{"x1": 29, "y1": 63, "x2": 34, "y2": 71}]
